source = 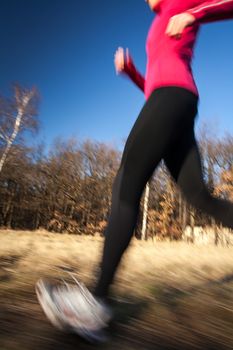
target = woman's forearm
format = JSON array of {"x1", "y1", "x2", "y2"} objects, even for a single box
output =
[
  {"x1": 187, "y1": 0, "x2": 233, "y2": 23},
  {"x1": 124, "y1": 62, "x2": 145, "y2": 93}
]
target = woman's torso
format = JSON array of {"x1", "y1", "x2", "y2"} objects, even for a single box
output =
[{"x1": 145, "y1": 0, "x2": 203, "y2": 99}]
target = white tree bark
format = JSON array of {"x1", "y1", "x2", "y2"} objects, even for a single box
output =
[
  {"x1": 141, "y1": 181, "x2": 150, "y2": 240},
  {"x1": 190, "y1": 208, "x2": 195, "y2": 243},
  {"x1": 0, "y1": 89, "x2": 35, "y2": 173},
  {"x1": 182, "y1": 199, "x2": 187, "y2": 231}
]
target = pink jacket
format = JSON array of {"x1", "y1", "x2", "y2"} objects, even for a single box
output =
[{"x1": 124, "y1": 0, "x2": 233, "y2": 99}]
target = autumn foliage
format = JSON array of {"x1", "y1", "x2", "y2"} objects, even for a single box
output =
[{"x1": 0, "y1": 85, "x2": 232, "y2": 239}]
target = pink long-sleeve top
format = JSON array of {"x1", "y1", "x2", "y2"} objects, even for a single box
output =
[{"x1": 132, "y1": 0, "x2": 233, "y2": 99}]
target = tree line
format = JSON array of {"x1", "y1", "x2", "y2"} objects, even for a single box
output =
[{"x1": 0, "y1": 85, "x2": 232, "y2": 239}]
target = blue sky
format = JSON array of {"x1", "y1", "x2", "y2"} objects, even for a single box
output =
[{"x1": 1, "y1": 0, "x2": 233, "y2": 151}]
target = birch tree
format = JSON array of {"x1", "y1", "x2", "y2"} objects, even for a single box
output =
[
  {"x1": 0, "y1": 84, "x2": 38, "y2": 172},
  {"x1": 141, "y1": 181, "x2": 150, "y2": 240}
]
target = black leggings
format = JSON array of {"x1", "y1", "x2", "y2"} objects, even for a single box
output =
[{"x1": 94, "y1": 87, "x2": 233, "y2": 298}]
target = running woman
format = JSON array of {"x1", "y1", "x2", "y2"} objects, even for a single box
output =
[{"x1": 36, "y1": 0, "x2": 233, "y2": 343}]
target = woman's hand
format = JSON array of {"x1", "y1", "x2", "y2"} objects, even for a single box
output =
[
  {"x1": 114, "y1": 47, "x2": 133, "y2": 75},
  {"x1": 166, "y1": 12, "x2": 196, "y2": 38},
  {"x1": 114, "y1": 47, "x2": 145, "y2": 92}
]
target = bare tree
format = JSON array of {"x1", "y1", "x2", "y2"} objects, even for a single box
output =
[
  {"x1": 0, "y1": 84, "x2": 38, "y2": 172},
  {"x1": 141, "y1": 181, "x2": 150, "y2": 240}
]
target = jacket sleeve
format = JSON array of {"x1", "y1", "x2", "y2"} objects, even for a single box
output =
[
  {"x1": 187, "y1": 0, "x2": 233, "y2": 23},
  {"x1": 123, "y1": 60, "x2": 145, "y2": 93}
]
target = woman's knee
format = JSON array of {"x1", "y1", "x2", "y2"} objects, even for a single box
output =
[
  {"x1": 183, "y1": 186, "x2": 212, "y2": 210},
  {"x1": 112, "y1": 162, "x2": 143, "y2": 206}
]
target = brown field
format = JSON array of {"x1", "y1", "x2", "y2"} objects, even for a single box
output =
[{"x1": 1, "y1": 230, "x2": 233, "y2": 350}]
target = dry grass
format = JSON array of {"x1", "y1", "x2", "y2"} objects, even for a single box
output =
[{"x1": 1, "y1": 229, "x2": 233, "y2": 350}]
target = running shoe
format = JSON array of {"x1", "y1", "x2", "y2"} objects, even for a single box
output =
[{"x1": 35, "y1": 275, "x2": 112, "y2": 343}]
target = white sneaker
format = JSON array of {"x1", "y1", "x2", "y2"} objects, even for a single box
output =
[{"x1": 35, "y1": 275, "x2": 112, "y2": 343}]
